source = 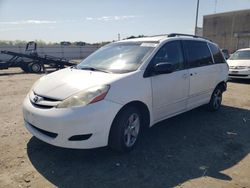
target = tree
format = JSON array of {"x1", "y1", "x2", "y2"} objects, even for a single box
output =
[{"x1": 125, "y1": 35, "x2": 146, "y2": 39}]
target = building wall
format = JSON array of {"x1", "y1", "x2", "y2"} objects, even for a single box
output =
[{"x1": 203, "y1": 9, "x2": 250, "y2": 53}]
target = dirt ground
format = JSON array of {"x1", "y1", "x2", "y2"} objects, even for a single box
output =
[{"x1": 0, "y1": 68, "x2": 250, "y2": 188}]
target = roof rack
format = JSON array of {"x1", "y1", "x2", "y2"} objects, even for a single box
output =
[{"x1": 168, "y1": 33, "x2": 212, "y2": 42}]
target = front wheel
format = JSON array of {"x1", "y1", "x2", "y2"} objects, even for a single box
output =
[
  {"x1": 109, "y1": 107, "x2": 141, "y2": 152},
  {"x1": 208, "y1": 87, "x2": 223, "y2": 111}
]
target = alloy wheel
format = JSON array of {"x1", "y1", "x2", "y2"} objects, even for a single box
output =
[{"x1": 124, "y1": 113, "x2": 140, "y2": 147}]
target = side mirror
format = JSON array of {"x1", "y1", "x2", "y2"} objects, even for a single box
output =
[{"x1": 153, "y1": 62, "x2": 174, "y2": 74}]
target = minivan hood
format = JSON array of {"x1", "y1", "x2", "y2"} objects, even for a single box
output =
[
  {"x1": 33, "y1": 68, "x2": 125, "y2": 100},
  {"x1": 227, "y1": 59, "x2": 250, "y2": 67}
]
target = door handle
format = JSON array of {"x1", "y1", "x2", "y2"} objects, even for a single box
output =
[
  {"x1": 182, "y1": 73, "x2": 189, "y2": 78},
  {"x1": 190, "y1": 72, "x2": 197, "y2": 76}
]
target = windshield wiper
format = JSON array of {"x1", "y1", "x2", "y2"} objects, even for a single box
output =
[{"x1": 78, "y1": 66, "x2": 111, "y2": 73}]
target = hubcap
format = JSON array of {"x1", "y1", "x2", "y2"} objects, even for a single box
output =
[
  {"x1": 32, "y1": 64, "x2": 41, "y2": 72},
  {"x1": 213, "y1": 89, "x2": 222, "y2": 109},
  {"x1": 124, "y1": 113, "x2": 140, "y2": 147}
]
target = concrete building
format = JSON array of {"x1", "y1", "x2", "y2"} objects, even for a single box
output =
[{"x1": 203, "y1": 9, "x2": 250, "y2": 53}]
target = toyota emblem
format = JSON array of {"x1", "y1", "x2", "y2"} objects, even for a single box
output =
[
  {"x1": 33, "y1": 95, "x2": 42, "y2": 103},
  {"x1": 33, "y1": 96, "x2": 39, "y2": 103}
]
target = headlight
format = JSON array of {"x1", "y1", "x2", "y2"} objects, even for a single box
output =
[{"x1": 56, "y1": 85, "x2": 110, "y2": 108}]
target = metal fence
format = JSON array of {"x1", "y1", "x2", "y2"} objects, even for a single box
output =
[{"x1": 0, "y1": 44, "x2": 99, "y2": 61}]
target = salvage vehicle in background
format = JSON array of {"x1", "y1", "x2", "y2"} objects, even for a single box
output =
[
  {"x1": 0, "y1": 41, "x2": 74, "y2": 73},
  {"x1": 23, "y1": 33, "x2": 228, "y2": 152},
  {"x1": 227, "y1": 48, "x2": 250, "y2": 79}
]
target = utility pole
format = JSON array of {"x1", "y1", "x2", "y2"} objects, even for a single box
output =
[
  {"x1": 118, "y1": 33, "x2": 121, "y2": 41},
  {"x1": 195, "y1": 0, "x2": 200, "y2": 35},
  {"x1": 214, "y1": 0, "x2": 218, "y2": 13}
]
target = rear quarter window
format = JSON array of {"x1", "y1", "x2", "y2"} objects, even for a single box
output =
[{"x1": 208, "y1": 43, "x2": 226, "y2": 64}]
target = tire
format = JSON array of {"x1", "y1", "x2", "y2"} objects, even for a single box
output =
[
  {"x1": 208, "y1": 86, "x2": 223, "y2": 111},
  {"x1": 109, "y1": 107, "x2": 141, "y2": 152},
  {"x1": 28, "y1": 62, "x2": 42, "y2": 73}
]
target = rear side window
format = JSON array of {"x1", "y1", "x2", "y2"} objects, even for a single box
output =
[
  {"x1": 208, "y1": 43, "x2": 226, "y2": 63},
  {"x1": 183, "y1": 40, "x2": 213, "y2": 68}
]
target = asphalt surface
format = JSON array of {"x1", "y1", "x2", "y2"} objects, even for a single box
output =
[{"x1": 0, "y1": 68, "x2": 249, "y2": 188}]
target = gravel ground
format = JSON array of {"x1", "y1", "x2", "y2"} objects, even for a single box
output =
[{"x1": 0, "y1": 68, "x2": 250, "y2": 188}]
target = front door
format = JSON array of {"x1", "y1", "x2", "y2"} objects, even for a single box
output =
[{"x1": 150, "y1": 40, "x2": 190, "y2": 122}]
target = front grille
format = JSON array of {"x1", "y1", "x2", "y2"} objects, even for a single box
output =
[
  {"x1": 229, "y1": 66, "x2": 247, "y2": 70},
  {"x1": 229, "y1": 74, "x2": 249, "y2": 77},
  {"x1": 31, "y1": 102, "x2": 54, "y2": 109},
  {"x1": 41, "y1": 96, "x2": 59, "y2": 102},
  {"x1": 30, "y1": 123, "x2": 58, "y2": 138},
  {"x1": 30, "y1": 92, "x2": 61, "y2": 109}
]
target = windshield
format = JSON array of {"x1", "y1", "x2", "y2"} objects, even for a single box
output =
[
  {"x1": 229, "y1": 50, "x2": 250, "y2": 60},
  {"x1": 77, "y1": 42, "x2": 156, "y2": 73}
]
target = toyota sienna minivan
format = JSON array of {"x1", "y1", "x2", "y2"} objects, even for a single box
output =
[{"x1": 23, "y1": 33, "x2": 228, "y2": 152}]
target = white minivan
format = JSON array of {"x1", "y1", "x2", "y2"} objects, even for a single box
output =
[{"x1": 23, "y1": 34, "x2": 228, "y2": 152}]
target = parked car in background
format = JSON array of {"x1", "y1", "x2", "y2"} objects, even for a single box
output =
[
  {"x1": 221, "y1": 49, "x2": 230, "y2": 59},
  {"x1": 227, "y1": 48, "x2": 250, "y2": 79},
  {"x1": 23, "y1": 33, "x2": 228, "y2": 152}
]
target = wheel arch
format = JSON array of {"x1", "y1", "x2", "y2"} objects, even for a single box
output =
[
  {"x1": 215, "y1": 81, "x2": 227, "y2": 92},
  {"x1": 111, "y1": 100, "x2": 151, "y2": 130},
  {"x1": 107, "y1": 100, "x2": 151, "y2": 151}
]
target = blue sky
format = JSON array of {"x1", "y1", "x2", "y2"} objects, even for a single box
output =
[{"x1": 0, "y1": 0, "x2": 250, "y2": 43}]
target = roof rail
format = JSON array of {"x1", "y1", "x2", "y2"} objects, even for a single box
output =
[
  {"x1": 146, "y1": 34, "x2": 168, "y2": 37},
  {"x1": 168, "y1": 33, "x2": 212, "y2": 42}
]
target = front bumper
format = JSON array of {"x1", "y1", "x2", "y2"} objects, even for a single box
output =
[
  {"x1": 23, "y1": 96, "x2": 122, "y2": 149},
  {"x1": 228, "y1": 69, "x2": 250, "y2": 79}
]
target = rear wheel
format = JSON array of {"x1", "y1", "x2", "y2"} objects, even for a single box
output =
[
  {"x1": 28, "y1": 62, "x2": 42, "y2": 73},
  {"x1": 208, "y1": 87, "x2": 223, "y2": 111},
  {"x1": 109, "y1": 107, "x2": 141, "y2": 152}
]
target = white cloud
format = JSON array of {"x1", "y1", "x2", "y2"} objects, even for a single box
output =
[
  {"x1": 0, "y1": 20, "x2": 57, "y2": 25},
  {"x1": 0, "y1": 16, "x2": 138, "y2": 26},
  {"x1": 85, "y1": 15, "x2": 140, "y2": 22},
  {"x1": 0, "y1": 27, "x2": 24, "y2": 32},
  {"x1": 86, "y1": 17, "x2": 94, "y2": 21},
  {"x1": 0, "y1": 25, "x2": 57, "y2": 32}
]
